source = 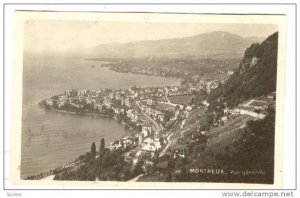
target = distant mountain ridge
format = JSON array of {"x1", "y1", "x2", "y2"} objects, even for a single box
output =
[
  {"x1": 88, "y1": 31, "x2": 264, "y2": 59},
  {"x1": 207, "y1": 32, "x2": 278, "y2": 107}
]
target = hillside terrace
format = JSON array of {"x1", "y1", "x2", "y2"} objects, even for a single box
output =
[{"x1": 223, "y1": 93, "x2": 276, "y2": 119}]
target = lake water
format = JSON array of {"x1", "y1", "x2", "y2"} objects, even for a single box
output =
[{"x1": 21, "y1": 54, "x2": 181, "y2": 179}]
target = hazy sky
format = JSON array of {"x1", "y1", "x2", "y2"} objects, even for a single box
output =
[{"x1": 24, "y1": 20, "x2": 278, "y2": 53}]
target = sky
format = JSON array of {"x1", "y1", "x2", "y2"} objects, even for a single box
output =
[{"x1": 24, "y1": 20, "x2": 278, "y2": 53}]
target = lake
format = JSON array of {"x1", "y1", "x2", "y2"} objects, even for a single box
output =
[{"x1": 21, "y1": 54, "x2": 181, "y2": 178}]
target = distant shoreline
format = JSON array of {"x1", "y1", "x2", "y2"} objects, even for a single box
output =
[
  {"x1": 85, "y1": 58, "x2": 183, "y2": 80},
  {"x1": 47, "y1": 108, "x2": 110, "y2": 117}
]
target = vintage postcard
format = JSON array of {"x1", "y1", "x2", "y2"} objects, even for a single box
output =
[{"x1": 10, "y1": 11, "x2": 286, "y2": 189}]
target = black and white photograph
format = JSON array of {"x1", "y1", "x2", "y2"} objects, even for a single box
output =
[{"x1": 7, "y1": 10, "x2": 289, "y2": 189}]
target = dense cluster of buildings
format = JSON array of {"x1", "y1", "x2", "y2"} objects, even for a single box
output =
[
  {"x1": 40, "y1": 85, "x2": 191, "y2": 157},
  {"x1": 105, "y1": 58, "x2": 237, "y2": 81},
  {"x1": 40, "y1": 77, "x2": 228, "y2": 177}
]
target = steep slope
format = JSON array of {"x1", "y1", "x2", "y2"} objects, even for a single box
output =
[
  {"x1": 88, "y1": 31, "x2": 264, "y2": 59},
  {"x1": 207, "y1": 32, "x2": 278, "y2": 107}
]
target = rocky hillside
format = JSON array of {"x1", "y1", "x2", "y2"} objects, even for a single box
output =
[{"x1": 207, "y1": 32, "x2": 278, "y2": 107}]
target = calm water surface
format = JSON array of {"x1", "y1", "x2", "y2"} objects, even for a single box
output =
[{"x1": 21, "y1": 54, "x2": 180, "y2": 178}]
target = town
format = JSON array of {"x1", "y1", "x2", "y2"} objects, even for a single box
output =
[
  {"x1": 35, "y1": 71, "x2": 276, "y2": 182},
  {"x1": 40, "y1": 78, "x2": 219, "y2": 156},
  {"x1": 96, "y1": 57, "x2": 238, "y2": 80}
]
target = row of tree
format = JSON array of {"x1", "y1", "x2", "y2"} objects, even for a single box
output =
[{"x1": 90, "y1": 138, "x2": 106, "y2": 158}]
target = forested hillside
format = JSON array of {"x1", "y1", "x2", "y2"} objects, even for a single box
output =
[{"x1": 207, "y1": 32, "x2": 278, "y2": 108}]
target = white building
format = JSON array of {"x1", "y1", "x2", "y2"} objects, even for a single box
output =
[
  {"x1": 142, "y1": 137, "x2": 161, "y2": 152},
  {"x1": 142, "y1": 125, "x2": 152, "y2": 137},
  {"x1": 154, "y1": 130, "x2": 160, "y2": 142}
]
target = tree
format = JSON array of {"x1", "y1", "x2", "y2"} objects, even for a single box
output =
[
  {"x1": 116, "y1": 155, "x2": 125, "y2": 169},
  {"x1": 164, "y1": 111, "x2": 175, "y2": 123},
  {"x1": 101, "y1": 105, "x2": 107, "y2": 113},
  {"x1": 192, "y1": 144, "x2": 205, "y2": 155},
  {"x1": 154, "y1": 149, "x2": 159, "y2": 160},
  {"x1": 220, "y1": 107, "x2": 276, "y2": 183},
  {"x1": 91, "y1": 142, "x2": 96, "y2": 159},
  {"x1": 52, "y1": 100, "x2": 59, "y2": 109},
  {"x1": 136, "y1": 125, "x2": 142, "y2": 132},
  {"x1": 133, "y1": 159, "x2": 144, "y2": 175},
  {"x1": 100, "y1": 138, "x2": 105, "y2": 154},
  {"x1": 159, "y1": 137, "x2": 165, "y2": 147},
  {"x1": 101, "y1": 150, "x2": 110, "y2": 169},
  {"x1": 165, "y1": 172, "x2": 172, "y2": 182},
  {"x1": 120, "y1": 140, "x2": 124, "y2": 148}
]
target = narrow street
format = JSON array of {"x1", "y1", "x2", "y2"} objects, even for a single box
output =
[{"x1": 135, "y1": 101, "x2": 162, "y2": 131}]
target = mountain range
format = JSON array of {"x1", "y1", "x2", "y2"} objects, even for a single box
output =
[{"x1": 87, "y1": 31, "x2": 264, "y2": 59}]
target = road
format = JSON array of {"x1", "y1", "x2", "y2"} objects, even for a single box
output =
[
  {"x1": 158, "y1": 133, "x2": 173, "y2": 157},
  {"x1": 135, "y1": 99, "x2": 193, "y2": 158},
  {"x1": 159, "y1": 96, "x2": 184, "y2": 109},
  {"x1": 40, "y1": 175, "x2": 55, "y2": 180},
  {"x1": 127, "y1": 174, "x2": 144, "y2": 182},
  {"x1": 136, "y1": 101, "x2": 162, "y2": 131}
]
